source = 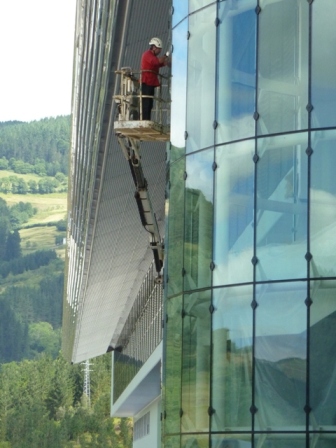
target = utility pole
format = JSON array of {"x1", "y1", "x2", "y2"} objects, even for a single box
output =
[{"x1": 82, "y1": 359, "x2": 92, "y2": 407}]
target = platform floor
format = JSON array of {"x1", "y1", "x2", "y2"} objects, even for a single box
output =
[{"x1": 114, "y1": 120, "x2": 170, "y2": 142}]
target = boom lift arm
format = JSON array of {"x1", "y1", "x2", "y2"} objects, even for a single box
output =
[
  {"x1": 114, "y1": 68, "x2": 170, "y2": 279},
  {"x1": 117, "y1": 134, "x2": 164, "y2": 278}
]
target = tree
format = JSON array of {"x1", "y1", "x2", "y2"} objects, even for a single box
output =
[{"x1": 4, "y1": 229, "x2": 21, "y2": 261}]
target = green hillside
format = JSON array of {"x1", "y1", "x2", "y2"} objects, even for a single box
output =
[{"x1": 0, "y1": 117, "x2": 132, "y2": 447}]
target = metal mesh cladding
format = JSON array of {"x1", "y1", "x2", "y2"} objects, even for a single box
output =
[{"x1": 113, "y1": 261, "x2": 163, "y2": 402}]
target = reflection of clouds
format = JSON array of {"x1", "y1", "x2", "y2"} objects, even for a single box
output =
[
  {"x1": 171, "y1": 20, "x2": 187, "y2": 148},
  {"x1": 214, "y1": 190, "x2": 336, "y2": 335},
  {"x1": 186, "y1": 150, "x2": 214, "y2": 202},
  {"x1": 312, "y1": 1, "x2": 336, "y2": 88}
]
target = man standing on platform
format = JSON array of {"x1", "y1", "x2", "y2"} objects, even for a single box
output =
[{"x1": 140, "y1": 37, "x2": 169, "y2": 120}]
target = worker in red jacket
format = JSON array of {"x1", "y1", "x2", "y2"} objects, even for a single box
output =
[{"x1": 140, "y1": 37, "x2": 169, "y2": 120}]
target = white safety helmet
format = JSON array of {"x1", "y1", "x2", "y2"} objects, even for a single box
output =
[{"x1": 149, "y1": 37, "x2": 163, "y2": 49}]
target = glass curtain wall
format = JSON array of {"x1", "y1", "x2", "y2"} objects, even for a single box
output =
[{"x1": 164, "y1": 0, "x2": 336, "y2": 447}]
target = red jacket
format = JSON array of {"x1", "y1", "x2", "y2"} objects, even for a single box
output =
[{"x1": 141, "y1": 49, "x2": 164, "y2": 87}]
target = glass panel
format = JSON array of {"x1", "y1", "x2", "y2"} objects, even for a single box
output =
[
  {"x1": 186, "y1": 5, "x2": 216, "y2": 153},
  {"x1": 212, "y1": 286, "x2": 253, "y2": 432},
  {"x1": 309, "y1": 438, "x2": 336, "y2": 448},
  {"x1": 310, "y1": 130, "x2": 336, "y2": 277},
  {"x1": 181, "y1": 434, "x2": 209, "y2": 447},
  {"x1": 255, "y1": 434, "x2": 306, "y2": 447},
  {"x1": 213, "y1": 141, "x2": 254, "y2": 286},
  {"x1": 310, "y1": 280, "x2": 336, "y2": 427},
  {"x1": 311, "y1": 1, "x2": 336, "y2": 128},
  {"x1": 184, "y1": 150, "x2": 213, "y2": 291},
  {"x1": 181, "y1": 291, "x2": 211, "y2": 433},
  {"x1": 212, "y1": 435, "x2": 251, "y2": 448},
  {"x1": 255, "y1": 282, "x2": 307, "y2": 430},
  {"x1": 216, "y1": 0, "x2": 256, "y2": 144},
  {"x1": 189, "y1": 0, "x2": 213, "y2": 14},
  {"x1": 256, "y1": 133, "x2": 308, "y2": 281},
  {"x1": 171, "y1": 18, "x2": 188, "y2": 159},
  {"x1": 167, "y1": 157, "x2": 185, "y2": 297},
  {"x1": 165, "y1": 296, "x2": 183, "y2": 435},
  {"x1": 173, "y1": 2, "x2": 188, "y2": 27},
  {"x1": 258, "y1": 0, "x2": 309, "y2": 135},
  {"x1": 165, "y1": 435, "x2": 181, "y2": 448}
]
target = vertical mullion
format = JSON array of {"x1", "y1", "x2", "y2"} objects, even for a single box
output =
[{"x1": 252, "y1": 1, "x2": 261, "y2": 446}]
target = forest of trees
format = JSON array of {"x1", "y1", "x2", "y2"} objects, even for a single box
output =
[
  {"x1": 0, "y1": 117, "x2": 70, "y2": 195},
  {"x1": 0, "y1": 117, "x2": 70, "y2": 175},
  {"x1": 0, "y1": 117, "x2": 133, "y2": 447},
  {"x1": 0, "y1": 354, "x2": 133, "y2": 447}
]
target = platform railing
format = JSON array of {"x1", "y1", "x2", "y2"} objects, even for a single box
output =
[{"x1": 114, "y1": 67, "x2": 171, "y2": 127}]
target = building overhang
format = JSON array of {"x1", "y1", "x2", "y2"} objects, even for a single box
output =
[{"x1": 111, "y1": 342, "x2": 162, "y2": 417}]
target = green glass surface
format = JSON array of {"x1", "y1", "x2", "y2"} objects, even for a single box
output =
[
  {"x1": 254, "y1": 282, "x2": 307, "y2": 430},
  {"x1": 181, "y1": 291, "x2": 211, "y2": 433},
  {"x1": 184, "y1": 150, "x2": 213, "y2": 291},
  {"x1": 212, "y1": 435, "x2": 251, "y2": 448},
  {"x1": 167, "y1": 157, "x2": 185, "y2": 297},
  {"x1": 213, "y1": 141, "x2": 254, "y2": 286},
  {"x1": 256, "y1": 132, "x2": 308, "y2": 281},
  {"x1": 181, "y1": 433, "x2": 209, "y2": 448},
  {"x1": 186, "y1": 5, "x2": 216, "y2": 153},
  {"x1": 258, "y1": 0, "x2": 309, "y2": 135},
  {"x1": 255, "y1": 435, "x2": 306, "y2": 447},
  {"x1": 165, "y1": 435, "x2": 182, "y2": 448},
  {"x1": 211, "y1": 286, "x2": 253, "y2": 431},
  {"x1": 165, "y1": 295, "x2": 183, "y2": 435}
]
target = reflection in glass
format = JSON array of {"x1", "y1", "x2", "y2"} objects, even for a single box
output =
[
  {"x1": 213, "y1": 141, "x2": 254, "y2": 286},
  {"x1": 167, "y1": 157, "x2": 185, "y2": 298},
  {"x1": 255, "y1": 435, "x2": 306, "y2": 447},
  {"x1": 310, "y1": 280, "x2": 336, "y2": 427},
  {"x1": 258, "y1": 0, "x2": 309, "y2": 135},
  {"x1": 256, "y1": 133, "x2": 308, "y2": 281},
  {"x1": 216, "y1": 0, "x2": 256, "y2": 144},
  {"x1": 189, "y1": 0, "x2": 213, "y2": 14},
  {"x1": 311, "y1": 1, "x2": 336, "y2": 128},
  {"x1": 171, "y1": 19, "x2": 188, "y2": 155},
  {"x1": 184, "y1": 150, "x2": 213, "y2": 291},
  {"x1": 212, "y1": 435, "x2": 251, "y2": 448},
  {"x1": 172, "y1": 1, "x2": 188, "y2": 27},
  {"x1": 181, "y1": 291, "x2": 211, "y2": 433},
  {"x1": 212, "y1": 286, "x2": 253, "y2": 431},
  {"x1": 310, "y1": 130, "x2": 336, "y2": 277},
  {"x1": 255, "y1": 282, "x2": 307, "y2": 430},
  {"x1": 181, "y1": 433, "x2": 209, "y2": 448},
  {"x1": 186, "y1": 5, "x2": 216, "y2": 153},
  {"x1": 165, "y1": 436, "x2": 181, "y2": 448},
  {"x1": 165, "y1": 296, "x2": 182, "y2": 435}
]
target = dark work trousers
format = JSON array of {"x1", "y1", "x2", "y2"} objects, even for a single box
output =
[{"x1": 141, "y1": 83, "x2": 155, "y2": 120}]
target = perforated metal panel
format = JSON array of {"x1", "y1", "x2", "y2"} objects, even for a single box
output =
[{"x1": 63, "y1": 0, "x2": 171, "y2": 363}]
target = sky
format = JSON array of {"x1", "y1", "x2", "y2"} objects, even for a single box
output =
[{"x1": 0, "y1": 0, "x2": 76, "y2": 123}]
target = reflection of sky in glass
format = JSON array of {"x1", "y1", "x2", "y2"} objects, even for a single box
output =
[
  {"x1": 172, "y1": 1, "x2": 188, "y2": 27},
  {"x1": 185, "y1": 149, "x2": 214, "y2": 203},
  {"x1": 171, "y1": 19, "x2": 188, "y2": 148},
  {"x1": 216, "y1": 1, "x2": 256, "y2": 143}
]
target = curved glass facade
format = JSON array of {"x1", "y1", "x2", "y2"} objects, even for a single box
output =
[{"x1": 164, "y1": 1, "x2": 336, "y2": 447}]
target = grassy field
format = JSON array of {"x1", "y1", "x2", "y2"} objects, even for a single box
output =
[
  {"x1": 0, "y1": 192, "x2": 67, "y2": 258},
  {"x1": 0, "y1": 169, "x2": 44, "y2": 182}
]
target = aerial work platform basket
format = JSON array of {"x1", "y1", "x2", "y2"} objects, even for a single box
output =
[{"x1": 114, "y1": 67, "x2": 170, "y2": 142}]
